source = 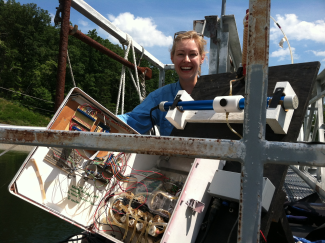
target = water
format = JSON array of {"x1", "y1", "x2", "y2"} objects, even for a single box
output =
[{"x1": 0, "y1": 151, "x2": 80, "y2": 243}]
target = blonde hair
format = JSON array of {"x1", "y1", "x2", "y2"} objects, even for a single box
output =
[{"x1": 170, "y1": 31, "x2": 207, "y2": 75}]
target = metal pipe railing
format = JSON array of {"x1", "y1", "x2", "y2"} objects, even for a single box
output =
[
  {"x1": 1, "y1": 128, "x2": 325, "y2": 167},
  {"x1": 68, "y1": 25, "x2": 152, "y2": 80}
]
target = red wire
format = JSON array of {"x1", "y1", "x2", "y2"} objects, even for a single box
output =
[{"x1": 260, "y1": 230, "x2": 267, "y2": 242}]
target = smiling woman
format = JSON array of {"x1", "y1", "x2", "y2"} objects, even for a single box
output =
[
  {"x1": 118, "y1": 30, "x2": 208, "y2": 136},
  {"x1": 171, "y1": 31, "x2": 207, "y2": 94}
]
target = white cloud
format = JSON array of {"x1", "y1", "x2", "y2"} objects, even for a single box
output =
[
  {"x1": 307, "y1": 50, "x2": 325, "y2": 62},
  {"x1": 309, "y1": 50, "x2": 325, "y2": 57},
  {"x1": 270, "y1": 47, "x2": 298, "y2": 61},
  {"x1": 107, "y1": 12, "x2": 173, "y2": 47},
  {"x1": 49, "y1": 13, "x2": 54, "y2": 24},
  {"x1": 79, "y1": 19, "x2": 89, "y2": 27},
  {"x1": 270, "y1": 14, "x2": 325, "y2": 43}
]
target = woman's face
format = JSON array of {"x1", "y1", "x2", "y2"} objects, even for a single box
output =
[{"x1": 171, "y1": 38, "x2": 205, "y2": 84}]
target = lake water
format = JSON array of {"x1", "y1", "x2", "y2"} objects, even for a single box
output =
[{"x1": 0, "y1": 150, "x2": 80, "y2": 243}]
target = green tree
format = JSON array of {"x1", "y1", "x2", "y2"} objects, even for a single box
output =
[
  {"x1": 0, "y1": 0, "x2": 177, "y2": 117},
  {"x1": 0, "y1": 0, "x2": 59, "y2": 113}
]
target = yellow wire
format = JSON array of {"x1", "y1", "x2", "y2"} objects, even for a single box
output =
[
  {"x1": 31, "y1": 158, "x2": 47, "y2": 203},
  {"x1": 226, "y1": 112, "x2": 243, "y2": 139},
  {"x1": 229, "y1": 76, "x2": 244, "y2": 96}
]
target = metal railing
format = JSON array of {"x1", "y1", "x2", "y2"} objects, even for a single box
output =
[{"x1": 293, "y1": 68, "x2": 325, "y2": 201}]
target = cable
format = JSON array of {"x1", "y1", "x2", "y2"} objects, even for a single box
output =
[
  {"x1": 226, "y1": 220, "x2": 267, "y2": 243},
  {"x1": 260, "y1": 230, "x2": 267, "y2": 243},
  {"x1": 226, "y1": 112, "x2": 243, "y2": 139},
  {"x1": 229, "y1": 76, "x2": 245, "y2": 96},
  {"x1": 150, "y1": 105, "x2": 159, "y2": 136},
  {"x1": 31, "y1": 158, "x2": 47, "y2": 203},
  {"x1": 200, "y1": 198, "x2": 221, "y2": 243},
  {"x1": 227, "y1": 218, "x2": 238, "y2": 243},
  {"x1": 21, "y1": 103, "x2": 54, "y2": 113},
  {"x1": 270, "y1": 16, "x2": 293, "y2": 64},
  {"x1": 0, "y1": 86, "x2": 54, "y2": 103}
]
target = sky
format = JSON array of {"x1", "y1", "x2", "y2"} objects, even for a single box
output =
[{"x1": 13, "y1": 0, "x2": 325, "y2": 75}]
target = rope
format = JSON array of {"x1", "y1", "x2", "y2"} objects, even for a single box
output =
[
  {"x1": 0, "y1": 86, "x2": 54, "y2": 103},
  {"x1": 139, "y1": 70, "x2": 147, "y2": 99},
  {"x1": 137, "y1": 45, "x2": 145, "y2": 67},
  {"x1": 137, "y1": 45, "x2": 146, "y2": 99},
  {"x1": 130, "y1": 40, "x2": 142, "y2": 102},
  {"x1": 116, "y1": 34, "x2": 145, "y2": 115},
  {"x1": 127, "y1": 68, "x2": 142, "y2": 100},
  {"x1": 67, "y1": 49, "x2": 77, "y2": 87},
  {"x1": 116, "y1": 34, "x2": 132, "y2": 115}
]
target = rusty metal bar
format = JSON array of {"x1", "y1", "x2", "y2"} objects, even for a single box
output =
[
  {"x1": 1, "y1": 127, "x2": 325, "y2": 167},
  {"x1": 69, "y1": 26, "x2": 152, "y2": 80},
  {"x1": 55, "y1": 0, "x2": 72, "y2": 111},
  {"x1": 0, "y1": 127, "x2": 245, "y2": 161},
  {"x1": 239, "y1": 0, "x2": 270, "y2": 242}
]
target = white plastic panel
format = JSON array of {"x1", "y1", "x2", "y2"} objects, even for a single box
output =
[
  {"x1": 208, "y1": 170, "x2": 275, "y2": 212},
  {"x1": 162, "y1": 159, "x2": 223, "y2": 243}
]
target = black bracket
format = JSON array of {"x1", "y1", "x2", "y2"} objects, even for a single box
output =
[
  {"x1": 171, "y1": 94, "x2": 182, "y2": 110},
  {"x1": 269, "y1": 87, "x2": 284, "y2": 108}
]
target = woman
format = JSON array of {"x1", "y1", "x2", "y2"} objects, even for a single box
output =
[{"x1": 118, "y1": 31, "x2": 207, "y2": 136}]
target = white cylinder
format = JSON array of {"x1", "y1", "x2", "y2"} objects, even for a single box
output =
[
  {"x1": 159, "y1": 101, "x2": 168, "y2": 112},
  {"x1": 213, "y1": 95, "x2": 244, "y2": 113},
  {"x1": 283, "y1": 95, "x2": 299, "y2": 110}
]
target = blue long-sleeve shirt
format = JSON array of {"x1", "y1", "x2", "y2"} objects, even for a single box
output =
[{"x1": 118, "y1": 81, "x2": 182, "y2": 136}]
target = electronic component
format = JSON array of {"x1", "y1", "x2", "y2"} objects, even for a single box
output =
[
  {"x1": 94, "y1": 122, "x2": 111, "y2": 133},
  {"x1": 44, "y1": 147, "x2": 84, "y2": 174},
  {"x1": 10, "y1": 87, "x2": 221, "y2": 243},
  {"x1": 71, "y1": 105, "x2": 98, "y2": 131}
]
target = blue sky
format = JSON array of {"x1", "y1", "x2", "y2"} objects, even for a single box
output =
[{"x1": 14, "y1": 0, "x2": 325, "y2": 75}]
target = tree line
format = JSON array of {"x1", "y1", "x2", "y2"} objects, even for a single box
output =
[{"x1": 0, "y1": 0, "x2": 177, "y2": 116}]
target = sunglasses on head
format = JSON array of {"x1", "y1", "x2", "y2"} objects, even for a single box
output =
[{"x1": 173, "y1": 31, "x2": 203, "y2": 40}]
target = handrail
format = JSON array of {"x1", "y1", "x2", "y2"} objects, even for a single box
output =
[{"x1": 69, "y1": 25, "x2": 152, "y2": 80}]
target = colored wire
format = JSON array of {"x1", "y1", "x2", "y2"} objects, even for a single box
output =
[
  {"x1": 260, "y1": 230, "x2": 267, "y2": 242},
  {"x1": 229, "y1": 76, "x2": 244, "y2": 96},
  {"x1": 226, "y1": 112, "x2": 243, "y2": 139},
  {"x1": 227, "y1": 218, "x2": 238, "y2": 243},
  {"x1": 270, "y1": 16, "x2": 293, "y2": 64}
]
